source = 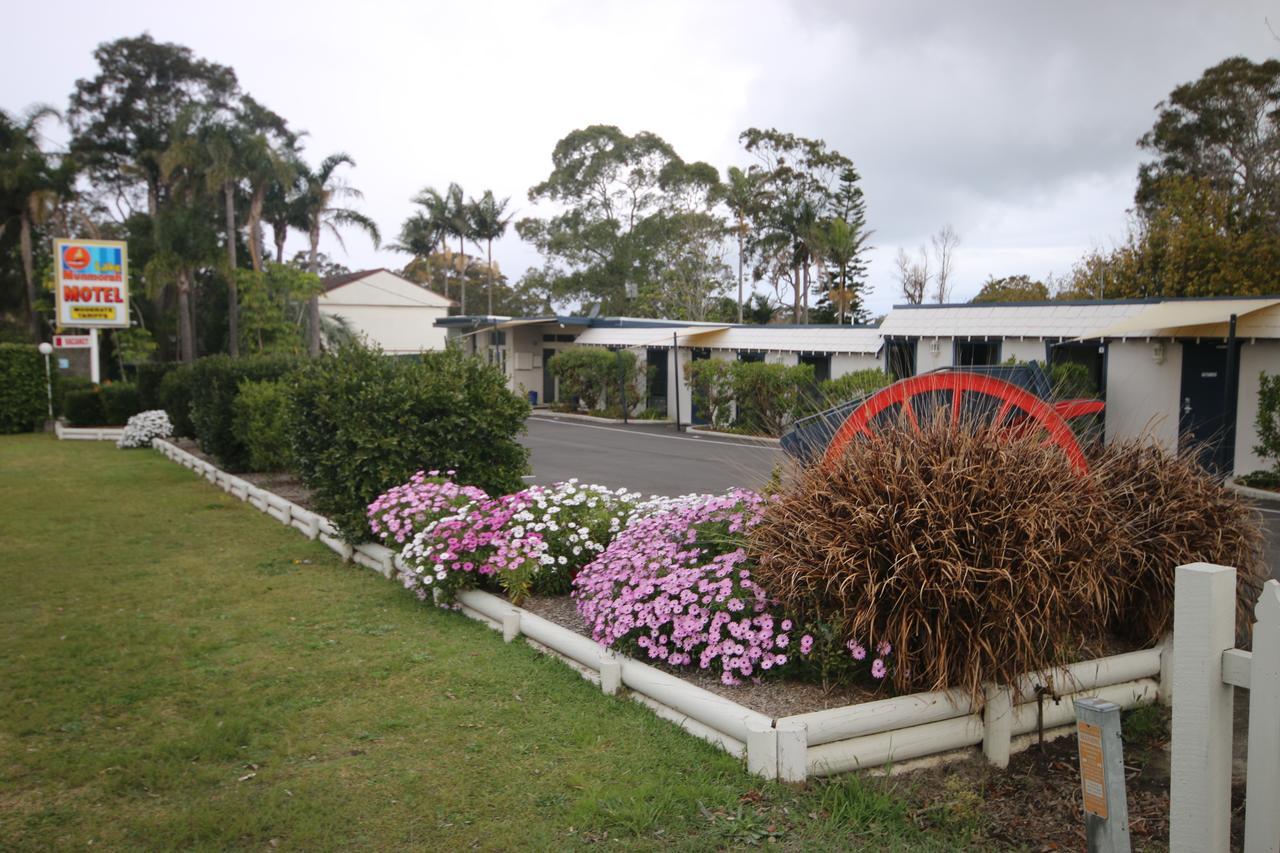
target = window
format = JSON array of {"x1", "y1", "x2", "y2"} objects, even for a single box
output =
[
  {"x1": 886, "y1": 339, "x2": 916, "y2": 380},
  {"x1": 737, "y1": 351, "x2": 765, "y2": 363},
  {"x1": 955, "y1": 340, "x2": 1000, "y2": 366},
  {"x1": 798, "y1": 354, "x2": 831, "y2": 383}
]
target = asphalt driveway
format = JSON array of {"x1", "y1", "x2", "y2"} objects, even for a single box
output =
[{"x1": 520, "y1": 414, "x2": 1279, "y2": 578}]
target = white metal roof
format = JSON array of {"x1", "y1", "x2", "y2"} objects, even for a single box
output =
[
  {"x1": 877, "y1": 302, "x2": 1153, "y2": 340},
  {"x1": 1072, "y1": 298, "x2": 1280, "y2": 339},
  {"x1": 681, "y1": 325, "x2": 883, "y2": 354},
  {"x1": 572, "y1": 326, "x2": 702, "y2": 347}
]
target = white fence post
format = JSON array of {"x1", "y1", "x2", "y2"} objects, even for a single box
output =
[
  {"x1": 983, "y1": 683, "x2": 1013, "y2": 768},
  {"x1": 1244, "y1": 580, "x2": 1280, "y2": 853},
  {"x1": 1170, "y1": 562, "x2": 1236, "y2": 853}
]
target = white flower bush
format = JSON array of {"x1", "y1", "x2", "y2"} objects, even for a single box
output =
[{"x1": 116, "y1": 409, "x2": 173, "y2": 449}]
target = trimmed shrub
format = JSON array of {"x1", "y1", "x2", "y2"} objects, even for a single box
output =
[
  {"x1": 731, "y1": 361, "x2": 813, "y2": 436},
  {"x1": 64, "y1": 387, "x2": 107, "y2": 426},
  {"x1": 0, "y1": 343, "x2": 47, "y2": 433},
  {"x1": 1256, "y1": 370, "x2": 1280, "y2": 473},
  {"x1": 159, "y1": 365, "x2": 197, "y2": 438},
  {"x1": 682, "y1": 358, "x2": 734, "y2": 429},
  {"x1": 1049, "y1": 362, "x2": 1097, "y2": 400},
  {"x1": 817, "y1": 368, "x2": 889, "y2": 406},
  {"x1": 230, "y1": 380, "x2": 295, "y2": 472},
  {"x1": 288, "y1": 345, "x2": 530, "y2": 541},
  {"x1": 189, "y1": 354, "x2": 301, "y2": 470},
  {"x1": 54, "y1": 375, "x2": 93, "y2": 417},
  {"x1": 101, "y1": 383, "x2": 141, "y2": 425},
  {"x1": 135, "y1": 362, "x2": 179, "y2": 411},
  {"x1": 547, "y1": 348, "x2": 613, "y2": 411}
]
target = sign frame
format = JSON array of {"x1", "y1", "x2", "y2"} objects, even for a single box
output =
[{"x1": 54, "y1": 238, "x2": 130, "y2": 329}]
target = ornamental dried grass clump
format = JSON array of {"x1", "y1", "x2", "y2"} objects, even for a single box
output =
[
  {"x1": 750, "y1": 418, "x2": 1125, "y2": 703},
  {"x1": 1093, "y1": 440, "x2": 1264, "y2": 642}
]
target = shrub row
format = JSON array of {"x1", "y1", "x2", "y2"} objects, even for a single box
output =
[
  {"x1": 547, "y1": 347, "x2": 646, "y2": 415},
  {"x1": 63, "y1": 383, "x2": 142, "y2": 426},
  {"x1": 189, "y1": 354, "x2": 301, "y2": 471}
]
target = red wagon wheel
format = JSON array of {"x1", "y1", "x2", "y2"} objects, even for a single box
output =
[{"x1": 822, "y1": 372, "x2": 1093, "y2": 474}]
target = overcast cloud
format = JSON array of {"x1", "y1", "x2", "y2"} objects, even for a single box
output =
[{"x1": 6, "y1": 1, "x2": 1278, "y2": 315}]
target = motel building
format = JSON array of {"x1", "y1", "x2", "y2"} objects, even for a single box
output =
[{"x1": 436, "y1": 295, "x2": 1280, "y2": 479}]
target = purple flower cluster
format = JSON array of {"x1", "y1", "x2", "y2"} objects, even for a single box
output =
[
  {"x1": 366, "y1": 470, "x2": 488, "y2": 546},
  {"x1": 573, "y1": 489, "x2": 789, "y2": 685},
  {"x1": 399, "y1": 490, "x2": 545, "y2": 599}
]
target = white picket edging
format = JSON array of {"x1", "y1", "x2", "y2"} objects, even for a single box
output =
[
  {"x1": 147, "y1": 438, "x2": 1164, "y2": 783},
  {"x1": 54, "y1": 421, "x2": 125, "y2": 441},
  {"x1": 1170, "y1": 563, "x2": 1280, "y2": 853}
]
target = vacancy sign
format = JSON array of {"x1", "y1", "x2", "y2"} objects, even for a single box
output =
[
  {"x1": 54, "y1": 238, "x2": 129, "y2": 328},
  {"x1": 53, "y1": 334, "x2": 92, "y2": 349}
]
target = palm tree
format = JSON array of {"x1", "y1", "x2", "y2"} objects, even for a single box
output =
[
  {"x1": 468, "y1": 190, "x2": 512, "y2": 315},
  {"x1": 400, "y1": 186, "x2": 453, "y2": 299},
  {"x1": 441, "y1": 183, "x2": 473, "y2": 313},
  {"x1": 0, "y1": 104, "x2": 61, "y2": 340},
  {"x1": 818, "y1": 217, "x2": 872, "y2": 324},
  {"x1": 722, "y1": 166, "x2": 758, "y2": 324},
  {"x1": 294, "y1": 153, "x2": 380, "y2": 356}
]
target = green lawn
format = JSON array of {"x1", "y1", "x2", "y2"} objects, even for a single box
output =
[{"x1": 0, "y1": 435, "x2": 977, "y2": 851}]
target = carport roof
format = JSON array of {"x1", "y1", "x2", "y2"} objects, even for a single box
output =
[{"x1": 1072, "y1": 298, "x2": 1280, "y2": 339}]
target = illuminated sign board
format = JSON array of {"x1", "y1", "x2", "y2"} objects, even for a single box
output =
[{"x1": 54, "y1": 238, "x2": 129, "y2": 328}]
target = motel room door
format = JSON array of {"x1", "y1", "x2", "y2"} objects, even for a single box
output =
[{"x1": 1178, "y1": 341, "x2": 1233, "y2": 474}]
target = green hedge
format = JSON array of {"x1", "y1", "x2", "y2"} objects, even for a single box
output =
[
  {"x1": 817, "y1": 368, "x2": 889, "y2": 406},
  {"x1": 189, "y1": 354, "x2": 302, "y2": 470},
  {"x1": 63, "y1": 383, "x2": 142, "y2": 426},
  {"x1": 731, "y1": 362, "x2": 814, "y2": 436},
  {"x1": 135, "y1": 362, "x2": 179, "y2": 411},
  {"x1": 63, "y1": 388, "x2": 105, "y2": 427},
  {"x1": 1256, "y1": 371, "x2": 1280, "y2": 473},
  {"x1": 0, "y1": 344, "x2": 48, "y2": 432},
  {"x1": 231, "y1": 380, "x2": 294, "y2": 472},
  {"x1": 159, "y1": 365, "x2": 197, "y2": 438},
  {"x1": 682, "y1": 359, "x2": 735, "y2": 429},
  {"x1": 289, "y1": 345, "x2": 530, "y2": 541}
]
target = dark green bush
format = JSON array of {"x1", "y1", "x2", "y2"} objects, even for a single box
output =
[
  {"x1": 158, "y1": 365, "x2": 197, "y2": 438},
  {"x1": 289, "y1": 345, "x2": 530, "y2": 541},
  {"x1": 189, "y1": 354, "x2": 301, "y2": 470},
  {"x1": 682, "y1": 358, "x2": 735, "y2": 429},
  {"x1": 101, "y1": 383, "x2": 141, "y2": 425},
  {"x1": 135, "y1": 362, "x2": 179, "y2": 411},
  {"x1": 548, "y1": 348, "x2": 616, "y2": 410},
  {"x1": 1049, "y1": 362, "x2": 1097, "y2": 400},
  {"x1": 0, "y1": 344, "x2": 48, "y2": 433},
  {"x1": 231, "y1": 380, "x2": 294, "y2": 472},
  {"x1": 1255, "y1": 371, "x2": 1280, "y2": 473},
  {"x1": 731, "y1": 361, "x2": 813, "y2": 436},
  {"x1": 64, "y1": 387, "x2": 106, "y2": 427},
  {"x1": 817, "y1": 368, "x2": 889, "y2": 406},
  {"x1": 54, "y1": 375, "x2": 92, "y2": 417}
]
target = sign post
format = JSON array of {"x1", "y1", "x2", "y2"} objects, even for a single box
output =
[{"x1": 1075, "y1": 697, "x2": 1131, "y2": 853}]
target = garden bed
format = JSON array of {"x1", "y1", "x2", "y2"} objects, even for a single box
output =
[
  {"x1": 171, "y1": 437, "x2": 316, "y2": 511},
  {"x1": 147, "y1": 437, "x2": 1166, "y2": 784}
]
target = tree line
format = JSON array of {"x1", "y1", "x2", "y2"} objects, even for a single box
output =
[{"x1": 2, "y1": 36, "x2": 1277, "y2": 369}]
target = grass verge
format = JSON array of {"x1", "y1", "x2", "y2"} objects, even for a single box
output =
[{"x1": 0, "y1": 435, "x2": 978, "y2": 851}]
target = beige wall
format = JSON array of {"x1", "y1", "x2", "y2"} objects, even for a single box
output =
[
  {"x1": 319, "y1": 303, "x2": 448, "y2": 353},
  {"x1": 1104, "y1": 340, "x2": 1182, "y2": 450},
  {"x1": 831, "y1": 353, "x2": 883, "y2": 377},
  {"x1": 915, "y1": 337, "x2": 953, "y2": 373},
  {"x1": 1235, "y1": 341, "x2": 1280, "y2": 475},
  {"x1": 1001, "y1": 339, "x2": 1048, "y2": 364}
]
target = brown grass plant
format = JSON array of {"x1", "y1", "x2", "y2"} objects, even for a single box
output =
[
  {"x1": 750, "y1": 416, "x2": 1265, "y2": 704},
  {"x1": 1092, "y1": 440, "x2": 1264, "y2": 642}
]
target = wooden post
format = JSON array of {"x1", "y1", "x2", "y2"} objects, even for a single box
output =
[
  {"x1": 599, "y1": 653, "x2": 621, "y2": 697},
  {"x1": 1244, "y1": 580, "x2": 1280, "y2": 853},
  {"x1": 1170, "y1": 563, "x2": 1236, "y2": 853},
  {"x1": 983, "y1": 683, "x2": 1013, "y2": 768},
  {"x1": 746, "y1": 720, "x2": 778, "y2": 780},
  {"x1": 1075, "y1": 697, "x2": 1130, "y2": 852}
]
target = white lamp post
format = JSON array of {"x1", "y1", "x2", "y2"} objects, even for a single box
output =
[{"x1": 37, "y1": 341, "x2": 54, "y2": 421}]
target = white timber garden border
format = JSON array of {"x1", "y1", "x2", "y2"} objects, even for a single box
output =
[
  {"x1": 54, "y1": 421, "x2": 124, "y2": 441},
  {"x1": 146, "y1": 437, "x2": 1164, "y2": 782}
]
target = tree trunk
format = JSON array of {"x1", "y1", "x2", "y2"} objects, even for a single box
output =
[
  {"x1": 802, "y1": 263, "x2": 810, "y2": 324},
  {"x1": 458, "y1": 235, "x2": 467, "y2": 314},
  {"x1": 487, "y1": 238, "x2": 495, "y2": 316},
  {"x1": 306, "y1": 230, "x2": 321, "y2": 357},
  {"x1": 248, "y1": 188, "x2": 266, "y2": 272},
  {"x1": 273, "y1": 225, "x2": 287, "y2": 264},
  {"x1": 792, "y1": 260, "x2": 801, "y2": 323},
  {"x1": 736, "y1": 227, "x2": 744, "y2": 324},
  {"x1": 224, "y1": 181, "x2": 240, "y2": 357},
  {"x1": 177, "y1": 269, "x2": 195, "y2": 364},
  {"x1": 19, "y1": 211, "x2": 41, "y2": 341}
]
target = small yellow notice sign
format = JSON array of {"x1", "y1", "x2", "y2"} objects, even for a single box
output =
[{"x1": 1077, "y1": 720, "x2": 1107, "y2": 818}]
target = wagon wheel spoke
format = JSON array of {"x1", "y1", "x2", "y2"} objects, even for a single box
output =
[
  {"x1": 902, "y1": 401, "x2": 920, "y2": 432},
  {"x1": 951, "y1": 388, "x2": 963, "y2": 425}
]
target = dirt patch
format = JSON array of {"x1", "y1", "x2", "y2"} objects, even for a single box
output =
[
  {"x1": 520, "y1": 595, "x2": 881, "y2": 718},
  {"x1": 170, "y1": 438, "x2": 316, "y2": 511}
]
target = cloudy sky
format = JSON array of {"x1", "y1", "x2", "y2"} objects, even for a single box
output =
[{"x1": 5, "y1": 1, "x2": 1278, "y2": 315}]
